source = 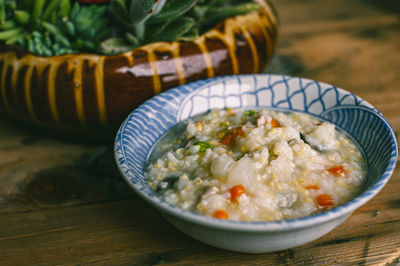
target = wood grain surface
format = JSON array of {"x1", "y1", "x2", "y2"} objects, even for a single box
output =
[{"x1": 0, "y1": 0, "x2": 399, "y2": 265}]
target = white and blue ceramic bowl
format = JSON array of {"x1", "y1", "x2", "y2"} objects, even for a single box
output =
[{"x1": 114, "y1": 74, "x2": 397, "y2": 253}]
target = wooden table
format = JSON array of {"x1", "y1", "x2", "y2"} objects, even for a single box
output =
[{"x1": 1, "y1": 0, "x2": 399, "y2": 264}]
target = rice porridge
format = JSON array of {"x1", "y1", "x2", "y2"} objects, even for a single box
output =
[{"x1": 145, "y1": 108, "x2": 366, "y2": 221}]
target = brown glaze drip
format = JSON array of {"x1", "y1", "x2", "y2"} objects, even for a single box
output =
[
  {"x1": 14, "y1": 65, "x2": 30, "y2": 118},
  {"x1": 4, "y1": 65, "x2": 14, "y2": 115},
  {"x1": 180, "y1": 42, "x2": 210, "y2": 82},
  {"x1": 32, "y1": 65, "x2": 53, "y2": 126},
  {"x1": 55, "y1": 62, "x2": 79, "y2": 127},
  {"x1": 0, "y1": 1, "x2": 279, "y2": 132},
  {"x1": 206, "y1": 37, "x2": 235, "y2": 76},
  {"x1": 234, "y1": 32, "x2": 255, "y2": 74},
  {"x1": 104, "y1": 50, "x2": 155, "y2": 123},
  {"x1": 81, "y1": 60, "x2": 101, "y2": 127}
]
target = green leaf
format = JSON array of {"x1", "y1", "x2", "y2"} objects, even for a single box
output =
[
  {"x1": 5, "y1": 30, "x2": 27, "y2": 45},
  {"x1": 0, "y1": 27, "x2": 23, "y2": 40},
  {"x1": 125, "y1": 32, "x2": 140, "y2": 46},
  {"x1": 59, "y1": 0, "x2": 71, "y2": 19},
  {"x1": 71, "y1": 4, "x2": 109, "y2": 40},
  {"x1": 5, "y1": 0, "x2": 17, "y2": 10},
  {"x1": 177, "y1": 28, "x2": 199, "y2": 42},
  {"x1": 133, "y1": 21, "x2": 145, "y2": 41},
  {"x1": 203, "y1": 3, "x2": 260, "y2": 29},
  {"x1": 42, "y1": 0, "x2": 59, "y2": 21},
  {"x1": 32, "y1": 0, "x2": 46, "y2": 21},
  {"x1": 151, "y1": 16, "x2": 195, "y2": 42},
  {"x1": 91, "y1": 18, "x2": 108, "y2": 34},
  {"x1": 153, "y1": 0, "x2": 167, "y2": 15},
  {"x1": 19, "y1": 0, "x2": 33, "y2": 11},
  {"x1": 14, "y1": 10, "x2": 30, "y2": 25},
  {"x1": 41, "y1": 21, "x2": 71, "y2": 47},
  {"x1": 0, "y1": 0, "x2": 6, "y2": 22},
  {"x1": 187, "y1": 5, "x2": 205, "y2": 22},
  {"x1": 100, "y1": 37, "x2": 135, "y2": 55},
  {"x1": 74, "y1": 39, "x2": 96, "y2": 51},
  {"x1": 148, "y1": 0, "x2": 197, "y2": 24},
  {"x1": 94, "y1": 28, "x2": 112, "y2": 42},
  {"x1": 0, "y1": 20, "x2": 15, "y2": 30},
  {"x1": 146, "y1": 21, "x2": 171, "y2": 40},
  {"x1": 111, "y1": 0, "x2": 132, "y2": 24},
  {"x1": 113, "y1": 0, "x2": 127, "y2": 9},
  {"x1": 63, "y1": 20, "x2": 75, "y2": 35},
  {"x1": 128, "y1": 0, "x2": 157, "y2": 23},
  {"x1": 70, "y1": 2, "x2": 80, "y2": 21}
]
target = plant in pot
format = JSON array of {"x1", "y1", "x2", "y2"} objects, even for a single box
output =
[{"x1": 0, "y1": 0, "x2": 278, "y2": 138}]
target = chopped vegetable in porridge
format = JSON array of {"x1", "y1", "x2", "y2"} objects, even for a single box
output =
[{"x1": 145, "y1": 108, "x2": 366, "y2": 221}]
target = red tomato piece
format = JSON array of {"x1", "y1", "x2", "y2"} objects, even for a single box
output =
[
  {"x1": 233, "y1": 126, "x2": 245, "y2": 137},
  {"x1": 306, "y1": 184, "x2": 320, "y2": 190},
  {"x1": 220, "y1": 132, "x2": 235, "y2": 146},
  {"x1": 317, "y1": 194, "x2": 334, "y2": 207},
  {"x1": 327, "y1": 165, "x2": 345, "y2": 176},
  {"x1": 220, "y1": 126, "x2": 245, "y2": 146},
  {"x1": 230, "y1": 185, "x2": 246, "y2": 201},
  {"x1": 213, "y1": 210, "x2": 229, "y2": 219},
  {"x1": 270, "y1": 118, "x2": 280, "y2": 128}
]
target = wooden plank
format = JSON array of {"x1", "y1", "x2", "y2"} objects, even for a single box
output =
[
  {"x1": 276, "y1": 24, "x2": 400, "y2": 94},
  {"x1": 0, "y1": 168, "x2": 398, "y2": 265},
  {"x1": 0, "y1": 128, "x2": 133, "y2": 214},
  {"x1": 273, "y1": 0, "x2": 400, "y2": 26},
  {"x1": 271, "y1": 0, "x2": 400, "y2": 96}
]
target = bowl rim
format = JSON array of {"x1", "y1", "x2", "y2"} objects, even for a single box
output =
[{"x1": 114, "y1": 74, "x2": 398, "y2": 232}]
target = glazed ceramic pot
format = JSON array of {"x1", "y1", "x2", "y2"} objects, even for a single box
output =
[{"x1": 0, "y1": 1, "x2": 278, "y2": 134}]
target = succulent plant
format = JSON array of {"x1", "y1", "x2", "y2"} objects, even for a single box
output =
[
  {"x1": 0, "y1": 0, "x2": 110, "y2": 55},
  {"x1": 0, "y1": 0, "x2": 261, "y2": 56},
  {"x1": 102, "y1": 0, "x2": 261, "y2": 53}
]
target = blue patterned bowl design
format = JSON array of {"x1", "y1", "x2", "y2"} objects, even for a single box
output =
[{"x1": 114, "y1": 74, "x2": 397, "y2": 252}]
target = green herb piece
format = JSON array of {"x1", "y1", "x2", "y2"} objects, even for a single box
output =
[
  {"x1": 245, "y1": 110, "x2": 256, "y2": 116},
  {"x1": 219, "y1": 121, "x2": 231, "y2": 127},
  {"x1": 194, "y1": 141, "x2": 212, "y2": 152}
]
